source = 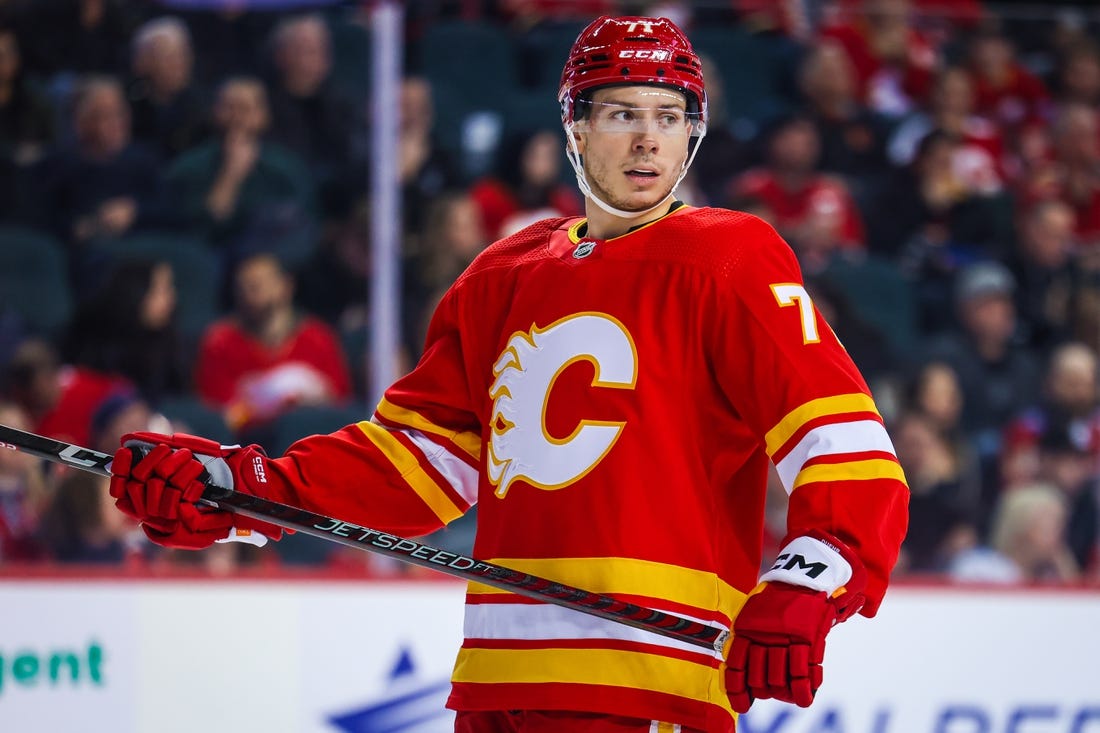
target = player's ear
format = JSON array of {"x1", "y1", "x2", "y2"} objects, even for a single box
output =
[{"x1": 569, "y1": 131, "x2": 586, "y2": 156}]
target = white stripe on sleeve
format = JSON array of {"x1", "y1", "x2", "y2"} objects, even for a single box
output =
[
  {"x1": 775, "y1": 419, "x2": 896, "y2": 494},
  {"x1": 401, "y1": 428, "x2": 480, "y2": 506}
]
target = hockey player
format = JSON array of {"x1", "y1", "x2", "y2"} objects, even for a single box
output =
[{"x1": 109, "y1": 16, "x2": 909, "y2": 733}]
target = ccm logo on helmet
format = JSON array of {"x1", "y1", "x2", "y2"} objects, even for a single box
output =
[{"x1": 617, "y1": 49, "x2": 670, "y2": 61}]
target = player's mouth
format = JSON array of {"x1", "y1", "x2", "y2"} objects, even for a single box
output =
[{"x1": 624, "y1": 167, "x2": 660, "y2": 184}]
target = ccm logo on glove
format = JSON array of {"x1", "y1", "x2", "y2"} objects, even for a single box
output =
[{"x1": 252, "y1": 455, "x2": 267, "y2": 483}]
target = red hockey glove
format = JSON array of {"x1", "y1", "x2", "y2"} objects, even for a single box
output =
[
  {"x1": 725, "y1": 531, "x2": 867, "y2": 713},
  {"x1": 109, "y1": 432, "x2": 287, "y2": 550}
]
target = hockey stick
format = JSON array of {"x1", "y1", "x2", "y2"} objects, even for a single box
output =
[{"x1": 0, "y1": 423, "x2": 728, "y2": 653}]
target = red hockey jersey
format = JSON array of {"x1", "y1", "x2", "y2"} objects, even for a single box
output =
[{"x1": 265, "y1": 206, "x2": 909, "y2": 730}]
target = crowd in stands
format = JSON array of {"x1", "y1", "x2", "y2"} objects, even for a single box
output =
[{"x1": 0, "y1": 0, "x2": 1098, "y2": 585}]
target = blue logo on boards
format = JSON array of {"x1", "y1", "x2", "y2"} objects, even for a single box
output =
[{"x1": 327, "y1": 647, "x2": 453, "y2": 733}]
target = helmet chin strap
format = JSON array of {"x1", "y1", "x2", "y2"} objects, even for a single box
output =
[{"x1": 564, "y1": 121, "x2": 706, "y2": 222}]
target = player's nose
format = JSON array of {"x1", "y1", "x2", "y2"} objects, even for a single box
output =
[{"x1": 632, "y1": 133, "x2": 659, "y2": 154}]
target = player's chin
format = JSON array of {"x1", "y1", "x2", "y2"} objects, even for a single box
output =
[{"x1": 619, "y1": 191, "x2": 673, "y2": 212}]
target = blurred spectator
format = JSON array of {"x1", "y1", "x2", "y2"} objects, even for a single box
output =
[
  {"x1": 496, "y1": 0, "x2": 619, "y2": 27},
  {"x1": 818, "y1": 0, "x2": 939, "y2": 119},
  {"x1": 30, "y1": 74, "x2": 166, "y2": 268},
  {"x1": 176, "y1": 6, "x2": 278, "y2": 86},
  {"x1": 396, "y1": 75, "x2": 462, "y2": 235},
  {"x1": 1002, "y1": 342, "x2": 1100, "y2": 486},
  {"x1": 926, "y1": 260, "x2": 1042, "y2": 463},
  {"x1": 907, "y1": 360, "x2": 965, "y2": 437},
  {"x1": 4, "y1": 337, "x2": 131, "y2": 447},
  {"x1": 0, "y1": 26, "x2": 55, "y2": 169},
  {"x1": 0, "y1": 401, "x2": 51, "y2": 562},
  {"x1": 1035, "y1": 422, "x2": 1099, "y2": 575},
  {"x1": 194, "y1": 252, "x2": 352, "y2": 432},
  {"x1": 730, "y1": 114, "x2": 866, "y2": 259},
  {"x1": 1035, "y1": 103, "x2": 1100, "y2": 242},
  {"x1": 16, "y1": 0, "x2": 142, "y2": 79},
  {"x1": 888, "y1": 66, "x2": 1005, "y2": 193},
  {"x1": 469, "y1": 128, "x2": 582, "y2": 240},
  {"x1": 406, "y1": 190, "x2": 490, "y2": 355},
  {"x1": 1009, "y1": 200, "x2": 1078, "y2": 352},
  {"x1": 950, "y1": 482, "x2": 1079, "y2": 584},
  {"x1": 876, "y1": 131, "x2": 1012, "y2": 325},
  {"x1": 685, "y1": 55, "x2": 747, "y2": 207},
  {"x1": 1066, "y1": 243, "x2": 1100, "y2": 355},
  {"x1": 61, "y1": 259, "x2": 189, "y2": 403},
  {"x1": 967, "y1": 26, "x2": 1051, "y2": 134},
  {"x1": 40, "y1": 389, "x2": 164, "y2": 564},
  {"x1": 1054, "y1": 40, "x2": 1100, "y2": 109},
  {"x1": 893, "y1": 410, "x2": 981, "y2": 573},
  {"x1": 164, "y1": 75, "x2": 314, "y2": 253},
  {"x1": 264, "y1": 13, "x2": 359, "y2": 191},
  {"x1": 412, "y1": 191, "x2": 488, "y2": 304},
  {"x1": 127, "y1": 16, "x2": 211, "y2": 160},
  {"x1": 0, "y1": 24, "x2": 53, "y2": 224},
  {"x1": 731, "y1": 0, "x2": 810, "y2": 38},
  {"x1": 296, "y1": 195, "x2": 371, "y2": 332},
  {"x1": 798, "y1": 39, "x2": 893, "y2": 193}
]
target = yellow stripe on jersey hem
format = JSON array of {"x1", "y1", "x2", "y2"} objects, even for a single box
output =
[
  {"x1": 791, "y1": 458, "x2": 906, "y2": 491},
  {"x1": 354, "y1": 421, "x2": 465, "y2": 523},
  {"x1": 765, "y1": 393, "x2": 880, "y2": 457},
  {"x1": 452, "y1": 646, "x2": 732, "y2": 714},
  {"x1": 466, "y1": 556, "x2": 745, "y2": 619},
  {"x1": 375, "y1": 397, "x2": 482, "y2": 461}
]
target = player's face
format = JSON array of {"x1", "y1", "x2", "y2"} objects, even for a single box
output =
[{"x1": 574, "y1": 86, "x2": 692, "y2": 213}]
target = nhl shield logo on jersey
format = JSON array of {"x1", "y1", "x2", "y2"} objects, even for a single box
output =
[
  {"x1": 487, "y1": 313, "x2": 637, "y2": 498},
  {"x1": 573, "y1": 239, "x2": 598, "y2": 259}
]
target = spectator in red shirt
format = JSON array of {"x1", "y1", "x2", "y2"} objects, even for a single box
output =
[
  {"x1": 819, "y1": 0, "x2": 939, "y2": 118},
  {"x1": 1042, "y1": 102, "x2": 1100, "y2": 242},
  {"x1": 967, "y1": 27, "x2": 1051, "y2": 134},
  {"x1": 194, "y1": 252, "x2": 352, "y2": 431},
  {"x1": 0, "y1": 401, "x2": 51, "y2": 562},
  {"x1": 4, "y1": 337, "x2": 132, "y2": 448},
  {"x1": 730, "y1": 114, "x2": 866, "y2": 258}
]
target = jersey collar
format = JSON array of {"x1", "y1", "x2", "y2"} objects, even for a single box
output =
[{"x1": 568, "y1": 201, "x2": 691, "y2": 244}]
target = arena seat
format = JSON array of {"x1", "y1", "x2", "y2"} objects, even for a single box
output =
[
  {"x1": 155, "y1": 395, "x2": 235, "y2": 445},
  {"x1": 0, "y1": 226, "x2": 73, "y2": 339}
]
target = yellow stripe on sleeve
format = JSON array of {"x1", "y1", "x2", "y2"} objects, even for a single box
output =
[
  {"x1": 354, "y1": 421, "x2": 465, "y2": 523},
  {"x1": 791, "y1": 458, "x2": 907, "y2": 491},
  {"x1": 375, "y1": 397, "x2": 482, "y2": 462},
  {"x1": 765, "y1": 393, "x2": 880, "y2": 456}
]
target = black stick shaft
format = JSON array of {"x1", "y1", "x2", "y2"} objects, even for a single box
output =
[{"x1": 0, "y1": 423, "x2": 728, "y2": 652}]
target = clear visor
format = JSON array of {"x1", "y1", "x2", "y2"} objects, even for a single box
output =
[{"x1": 574, "y1": 100, "x2": 706, "y2": 138}]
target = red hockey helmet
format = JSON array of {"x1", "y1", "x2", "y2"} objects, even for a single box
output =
[{"x1": 558, "y1": 16, "x2": 707, "y2": 127}]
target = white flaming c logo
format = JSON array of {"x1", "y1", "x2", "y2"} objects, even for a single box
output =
[{"x1": 487, "y1": 313, "x2": 637, "y2": 498}]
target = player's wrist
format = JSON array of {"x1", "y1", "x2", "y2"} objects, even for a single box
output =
[{"x1": 759, "y1": 530, "x2": 867, "y2": 619}]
